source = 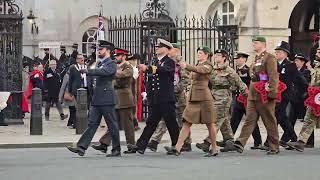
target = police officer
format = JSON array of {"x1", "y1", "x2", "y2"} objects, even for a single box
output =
[
  {"x1": 91, "y1": 48, "x2": 136, "y2": 154},
  {"x1": 67, "y1": 40, "x2": 121, "y2": 157},
  {"x1": 232, "y1": 36, "x2": 280, "y2": 155},
  {"x1": 229, "y1": 51, "x2": 263, "y2": 150},
  {"x1": 287, "y1": 49, "x2": 320, "y2": 152},
  {"x1": 196, "y1": 49, "x2": 247, "y2": 153},
  {"x1": 274, "y1": 41, "x2": 298, "y2": 147},
  {"x1": 147, "y1": 43, "x2": 192, "y2": 152},
  {"x1": 129, "y1": 38, "x2": 180, "y2": 154}
]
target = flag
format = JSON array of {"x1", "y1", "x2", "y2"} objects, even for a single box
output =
[{"x1": 97, "y1": 12, "x2": 105, "y2": 40}]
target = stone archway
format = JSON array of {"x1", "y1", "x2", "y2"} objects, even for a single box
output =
[
  {"x1": 77, "y1": 15, "x2": 108, "y2": 54},
  {"x1": 289, "y1": 0, "x2": 320, "y2": 61}
]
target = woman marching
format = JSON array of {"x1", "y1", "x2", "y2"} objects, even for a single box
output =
[{"x1": 165, "y1": 46, "x2": 218, "y2": 157}]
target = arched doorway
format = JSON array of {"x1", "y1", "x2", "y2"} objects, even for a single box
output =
[{"x1": 289, "y1": 0, "x2": 320, "y2": 61}]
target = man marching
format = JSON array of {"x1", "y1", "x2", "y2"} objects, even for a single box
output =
[{"x1": 232, "y1": 36, "x2": 280, "y2": 155}]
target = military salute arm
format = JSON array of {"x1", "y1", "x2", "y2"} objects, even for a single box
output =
[
  {"x1": 185, "y1": 63, "x2": 212, "y2": 74},
  {"x1": 116, "y1": 62, "x2": 133, "y2": 78},
  {"x1": 87, "y1": 61, "x2": 117, "y2": 76}
]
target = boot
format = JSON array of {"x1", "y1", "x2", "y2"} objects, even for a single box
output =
[
  {"x1": 195, "y1": 140, "x2": 210, "y2": 153},
  {"x1": 106, "y1": 149, "x2": 121, "y2": 157},
  {"x1": 216, "y1": 141, "x2": 226, "y2": 147},
  {"x1": 287, "y1": 141, "x2": 305, "y2": 152},
  {"x1": 91, "y1": 143, "x2": 108, "y2": 153},
  {"x1": 124, "y1": 144, "x2": 137, "y2": 154},
  {"x1": 181, "y1": 143, "x2": 192, "y2": 152},
  {"x1": 220, "y1": 140, "x2": 237, "y2": 152},
  {"x1": 147, "y1": 140, "x2": 158, "y2": 152},
  {"x1": 279, "y1": 140, "x2": 288, "y2": 148},
  {"x1": 67, "y1": 146, "x2": 85, "y2": 156},
  {"x1": 233, "y1": 141, "x2": 244, "y2": 153}
]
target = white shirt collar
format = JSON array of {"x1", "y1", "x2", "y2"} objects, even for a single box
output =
[{"x1": 158, "y1": 55, "x2": 165, "y2": 61}]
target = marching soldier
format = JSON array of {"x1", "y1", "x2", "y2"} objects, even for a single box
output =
[
  {"x1": 92, "y1": 48, "x2": 136, "y2": 154},
  {"x1": 147, "y1": 43, "x2": 192, "y2": 152},
  {"x1": 229, "y1": 51, "x2": 263, "y2": 150},
  {"x1": 196, "y1": 49, "x2": 247, "y2": 153},
  {"x1": 232, "y1": 36, "x2": 280, "y2": 155},
  {"x1": 287, "y1": 48, "x2": 320, "y2": 152},
  {"x1": 67, "y1": 40, "x2": 121, "y2": 157},
  {"x1": 129, "y1": 38, "x2": 180, "y2": 154},
  {"x1": 165, "y1": 46, "x2": 218, "y2": 157}
]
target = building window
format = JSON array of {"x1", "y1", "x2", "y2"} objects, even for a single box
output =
[
  {"x1": 82, "y1": 28, "x2": 98, "y2": 57},
  {"x1": 214, "y1": 1, "x2": 235, "y2": 25}
]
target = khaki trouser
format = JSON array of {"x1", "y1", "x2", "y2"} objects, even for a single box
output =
[
  {"x1": 298, "y1": 108, "x2": 319, "y2": 143},
  {"x1": 150, "y1": 105, "x2": 192, "y2": 144},
  {"x1": 236, "y1": 99, "x2": 279, "y2": 151},
  {"x1": 100, "y1": 107, "x2": 135, "y2": 146},
  {"x1": 204, "y1": 97, "x2": 234, "y2": 143}
]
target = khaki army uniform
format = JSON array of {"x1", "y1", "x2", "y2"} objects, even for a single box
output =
[
  {"x1": 150, "y1": 56, "x2": 191, "y2": 144},
  {"x1": 183, "y1": 60, "x2": 216, "y2": 124},
  {"x1": 297, "y1": 63, "x2": 320, "y2": 143},
  {"x1": 236, "y1": 51, "x2": 279, "y2": 151},
  {"x1": 99, "y1": 61, "x2": 136, "y2": 146},
  {"x1": 204, "y1": 63, "x2": 247, "y2": 143}
]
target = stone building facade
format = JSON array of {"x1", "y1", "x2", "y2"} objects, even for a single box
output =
[{"x1": 21, "y1": 0, "x2": 319, "y2": 61}]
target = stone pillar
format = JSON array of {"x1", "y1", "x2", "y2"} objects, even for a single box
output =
[
  {"x1": 30, "y1": 88, "x2": 42, "y2": 135},
  {"x1": 76, "y1": 88, "x2": 88, "y2": 134}
]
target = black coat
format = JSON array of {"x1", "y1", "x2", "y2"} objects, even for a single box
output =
[
  {"x1": 146, "y1": 55, "x2": 175, "y2": 105},
  {"x1": 43, "y1": 68, "x2": 61, "y2": 99},
  {"x1": 278, "y1": 58, "x2": 298, "y2": 101},
  {"x1": 87, "y1": 58, "x2": 117, "y2": 106},
  {"x1": 236, "y1": 64, "x2": 250, "y2": 96},
  {"x1": 68, "y1": 64, "x2": 84, "y2": 96}
]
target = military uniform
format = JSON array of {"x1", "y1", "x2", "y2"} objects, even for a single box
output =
[
  {"x1": 287, "y1": 61, "x2": 320, "y2": 150},
  {"x1": 230, "y1": 63, "x2": 262, "y2": 147},
  {"x1": 149, "y1": 55, "x2": 191, "y2": 145},
  {"x1": 183, "y1": 60, "x2": 215, "y2": 124},
  {"x1": 234, "y1": 50, "x2": 280, "y2": 153},
  {"x1": 203, "y1": 62, "x2": 247, "y2": 143},
  {"x1": 98, "y1": 61, "x2": 136, "y2": 148}
]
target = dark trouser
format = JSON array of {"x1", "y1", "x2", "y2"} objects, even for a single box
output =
[
  {"x1": 286, "y1": 101, "x2": 314, "y2": 145},
  {"x1": 45, "y1": 98, "x2": 63, "y2": 116},
  {"x1": 99, "y1": 108, "x2": 135, "y2": 146},
  {"x1": 67, "y1": 106, "x2": 76, "y2": 127},
  {"x1": 276, "y1": 99, "x2": 297, "y2": 142},
  {"x1": 77, "y1": 105, "x2": 120, "y2": 151},
  {"x1": 231, "y1": 99, "x2": 262, "y2": 146},
  {"x1": 136, "y1": 102, "x2": 179, "y2": 150}
]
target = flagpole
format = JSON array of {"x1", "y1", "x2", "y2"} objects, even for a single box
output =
[{"x1": 95, "y1": 4, "x2": 103, "y2": 64}]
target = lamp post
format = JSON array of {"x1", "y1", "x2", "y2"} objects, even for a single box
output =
[{"x1": 27, "y1": 9, "x2": 39, "y2": 57}]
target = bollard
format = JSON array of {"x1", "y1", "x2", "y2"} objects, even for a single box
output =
[
  {"x1": 76, "y1": 88, "x2": 88, "y2": 134},
  {"x1": 30, "y1": 88, "x2": 42, "y2": 135}
]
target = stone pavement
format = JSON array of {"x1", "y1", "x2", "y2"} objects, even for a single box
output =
[{"x1": 0, "y1": 107, "x2": 319, "y2": 149}]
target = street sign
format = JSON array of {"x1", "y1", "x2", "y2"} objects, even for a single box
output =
[{"x1": 38, "y1": 41, "x2": 61, "y2": 49}]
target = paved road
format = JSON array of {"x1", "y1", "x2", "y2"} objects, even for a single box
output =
[{"x1": 1, "y1": 145, "x2": 320, "y2": 180}]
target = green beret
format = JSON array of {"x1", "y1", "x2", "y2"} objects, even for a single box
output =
[
  {"x1": 252, "y1": 36, "x2": 266, "y2": 42},
  {"x1": 197, "y1": 46, "x2": 212, "y2": 54}
]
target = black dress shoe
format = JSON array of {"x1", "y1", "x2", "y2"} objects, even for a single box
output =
[
  {"x1": 250, "y1": 144, "x2": 263, "y2": 150},
  {"x1": 127, "y1": 144, "x2": 145, "y2": 154},
  {"x1": 164, "y1": 146, "x2": 180, "y2": 156},
  {"x1": 106, "y1": 150, "x2": 121, "y2": 157},
  {"x1": 204, "y1": 149, "x2": 219, "y2": 157},
  {"x1": 67, "y1": 146, "x2": 85, "y2": 156},
  {"x1": 124, "y1": 145, "x2": 137, "y2": 154},
  {"x1": 91, "y1": 144, "x2": 108, "y2": 153},
  {"x1": 279, "y1": 140, "x2": 288, "y2": 148}
]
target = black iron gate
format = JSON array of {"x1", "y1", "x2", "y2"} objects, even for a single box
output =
[
  {"x1": 108, "y1": 1, "x2": 238, "y2": 66},
  {"x1": 108, "y1": 0, "x2": 238, "y2": 120},
  {"x1": 0, "y1": 0, "x2": 23, "y2": 124}
]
